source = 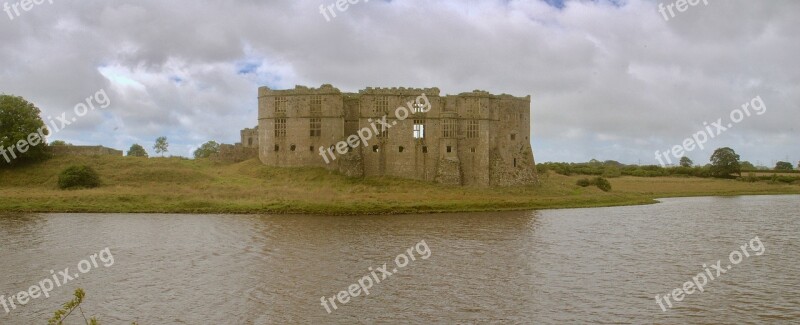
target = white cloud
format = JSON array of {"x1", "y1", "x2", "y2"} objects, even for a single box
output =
[{"x1": 0, "y1": 0, "x2": 797, "y2": 164}]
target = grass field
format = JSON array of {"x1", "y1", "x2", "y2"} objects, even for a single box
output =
[{"x1": 0, "y1": 155, "x2": 798, "y2": 215}]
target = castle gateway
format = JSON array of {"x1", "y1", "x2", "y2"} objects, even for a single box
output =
[{"x1": 256, "y1": 84, "x2": 537, "y2": 186}]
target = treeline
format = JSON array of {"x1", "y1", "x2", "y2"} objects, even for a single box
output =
[
  {"x1": 537, "y1": 161, "x2": 711, "y2": 177},
  {"x1": 537, "y1": 159, "x2": 800, "y2": 183}
]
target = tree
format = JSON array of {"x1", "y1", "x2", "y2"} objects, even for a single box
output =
[
  {"x1": 193, "y1": 141, "x2": 220, "y2": 159},
  {"x1": 740, "y1": 161, "x2": 755, "y2": 170},
  {"x1": 153, "y1": 136, "x2": 168, "y2": 157},
  {"x1": 679, "y1": 156, "x2": 693, "y2": 167},
  {"x1": 50, "y1": 140, "x2": 69, "y2": 146},
  {"x1": 775, "y1": 161, "x2": 793, "y2": 171},
  {"x1": 709, "y1": 147, "x2": 741, "y2": 178},
  {"x1": 0, "y1": 95, "x2": 50, "y2": 167},
  {"x1": 127, "y1": 143, "x2": 148, "y2": 157}
]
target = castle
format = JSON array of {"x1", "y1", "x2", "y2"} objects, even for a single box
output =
[{"x1": 245, "y1": 84, "x2": 537, "y2": 186}]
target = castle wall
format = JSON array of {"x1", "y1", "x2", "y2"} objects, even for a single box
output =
[
  {"x1": 51, "y1": 145, "x2": 123, "y2": 157},
  {"x1": 258, "y1": 85, "x2": 345, "y2": 168},
  {"x1": 255, "y1": 84, "x2": 537, "y2": 186},
  {"x1": 240, "y1": 127, "x2": 258, "y2": 148}
]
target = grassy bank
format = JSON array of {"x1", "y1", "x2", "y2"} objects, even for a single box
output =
[{"x1": 0, "y1": 156, "x2": 798, "y2": 215}]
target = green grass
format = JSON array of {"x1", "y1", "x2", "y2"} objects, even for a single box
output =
[{"x1": 0, "y1": 155, "x2": 798, "y2": 215}]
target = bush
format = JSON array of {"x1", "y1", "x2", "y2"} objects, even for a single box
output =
[
  {"x1": 741, "y1": 172, "x2": 758, "y2": 183},
  {"x1": 602, "y1": 166, "x2": 621, "y2": 178},
  {"x1": 593, "y1": 177, "x2": 612, "y2": 192},
  {"x1": 58, "y1": 165, "x2": 101, "y2": 189},
  {"x1": 576, "y1": 177, "x2": 612, "y2": 191}
]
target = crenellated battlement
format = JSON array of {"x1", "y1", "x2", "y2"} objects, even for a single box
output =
[
  {"x1": 358, "y1": 86, "x2": 441, "y2": 96},
  {"x1": 258, "y1": 84, "x2": 342, "y2": 97}
]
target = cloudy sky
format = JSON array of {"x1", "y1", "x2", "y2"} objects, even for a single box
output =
[{"x1": 1, "y1": 0, "x2": 797, "y2": 166}]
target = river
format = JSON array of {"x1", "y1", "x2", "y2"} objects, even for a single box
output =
[{"x1": 1, "y1": 195, "x2": 798, "y2": 324}]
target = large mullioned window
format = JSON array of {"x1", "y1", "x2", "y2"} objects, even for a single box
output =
[
  {"x1": 466, "y1": 120, "x2": 479, "y2": 138},
  {"x1": 274, "y1": 118, "x2": 286, "y2": 138},
  {"x1": 310, "y1": 96, "x2": 322, "y2": 115},
  {"x1": 413, "y1": 120, "x2": 425, "y2": 139},
  {"x1": 275, "y1": 97, "x2": 287, "y2": 114},
  {"x1": 375, "y1": 97, "x2": 388, "y2": 114},
  {"x1": 442, "y1": 119, "x2": 457, "y2": 138},
  {"x1": 310, "y1": 118, "x2": 321, "y2": 137}
]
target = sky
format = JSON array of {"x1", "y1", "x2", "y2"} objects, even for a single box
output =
[{"x1": 0, "y1": 0, "x2": 797, "y2": 166}]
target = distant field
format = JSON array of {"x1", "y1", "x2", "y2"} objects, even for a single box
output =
[
  {"x1": 0, "y1": 156, "x2": 798, "y2": 215},
  {"x1": 746, "y1": 171, "x2": 799, "y2": 176}
]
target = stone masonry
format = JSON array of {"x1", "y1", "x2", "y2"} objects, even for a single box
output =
[
  {"x1": 253, "y1": 84, "x2": 537, "y2": 186},
  {"x1": 51, "y1": 145, "x2": 123, "y2": 157}
]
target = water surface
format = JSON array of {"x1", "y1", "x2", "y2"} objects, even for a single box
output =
[{"x1": 0, "y1": 195, "x2": 798, "y2": 324}]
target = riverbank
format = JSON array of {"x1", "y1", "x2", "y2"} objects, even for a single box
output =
[{"x1": 0, "y1": 156, "x2": 798, "y2": 215}]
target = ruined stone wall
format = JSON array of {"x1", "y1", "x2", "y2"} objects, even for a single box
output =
[
  {"x1": 487, "y1": 95, "x2": 538, "y2": 186},
  {"x1": 51, "y1": 145, "x2": 123, "y2": 157},
  {"x1": 255, "y1": 84, "x2": 536, "y2": 186},
  {"x1": 240, "y1": 127, "x2": 259, "y2": 148},
  {"x1": 212, "y1": 144, "x2": 258, "y2": 163}
]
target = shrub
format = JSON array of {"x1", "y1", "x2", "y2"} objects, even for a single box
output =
[
  {"x1": 58, "y1": 165, "x2": 101, "y2": 189},
  {"x1": 602, "y1": 166, "x2": 621, "y2": 178},
  {"x1": 593, "y1": 177, "x2": 612, "y2": 192},
  {"x1": 576, "y1": 177, "x2": 612, "y2": 191},
  {"x1": 741, "y1": 172, "x2": 758, "y2": 183}
]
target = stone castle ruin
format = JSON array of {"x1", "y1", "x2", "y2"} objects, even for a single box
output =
[{"x1": 248, "y1": 84, "x2": 537, "y2": 186}]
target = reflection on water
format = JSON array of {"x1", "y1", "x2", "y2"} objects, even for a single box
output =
[{"x1": 0, "y1": 195, "x2": 798, "y2": 324}]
